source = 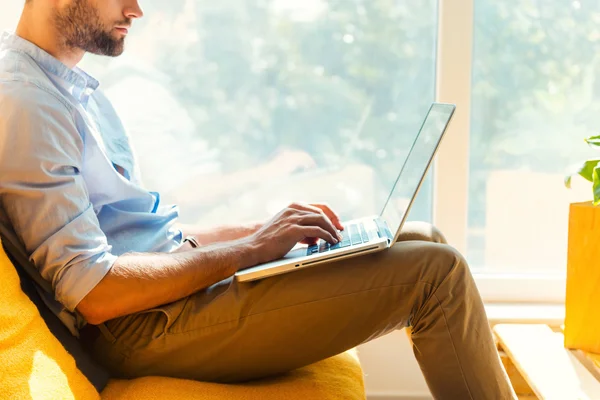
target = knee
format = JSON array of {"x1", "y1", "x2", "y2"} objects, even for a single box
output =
[
  {"x1": 398, "y1": 221, "x2": 447, "y2": 244},
  {"x1": 433, "y1": 245, "x2": 477, "y2": 307},
  {"x1": 417, "y1": 242, "x2": 471, "y2": 288},
  {"x1": 407, "y1": 244, "x2": 476, "y2": 333}
]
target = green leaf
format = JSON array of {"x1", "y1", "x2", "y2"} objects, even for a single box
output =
[
  {"x1": 579, "y1": 160, "x2": 600, "y2": 182},
  {"x1": 585, "y1": 135, "x2": 600, "y2": 148},
  {"x1": 594, "y1": 166, "x2": 600, "y2": 206},
  {"x1": 565, "y1": 159, "x2": 600, "y2": 188}
]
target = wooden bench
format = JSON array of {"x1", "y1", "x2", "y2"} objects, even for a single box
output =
[{"x1": 494, "y1": 324, "x2": 600, "y2": 400}]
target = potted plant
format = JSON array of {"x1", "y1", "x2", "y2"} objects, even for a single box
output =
[{"x1": 564, "y1": 135, "x2": 600, "y2": 354}]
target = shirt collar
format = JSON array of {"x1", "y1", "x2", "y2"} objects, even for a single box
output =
[{"x1": 0, "y1": 31, "x2": 99, "y2": 105}]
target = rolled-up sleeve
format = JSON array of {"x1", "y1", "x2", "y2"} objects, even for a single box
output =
[{"x1": 0, "y1": 84, "x2": 117, "y2": 312}]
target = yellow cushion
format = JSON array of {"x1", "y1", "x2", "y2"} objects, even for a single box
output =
[
  {"x1": 101, "y1": 350, "x2": 365, "y2": 400},
  {"x1": 0, "y1": 239, "x2": 365, "y2": 399},
  {"x1": 0, "y1": 240, "x2": 99, "y2": 400}
]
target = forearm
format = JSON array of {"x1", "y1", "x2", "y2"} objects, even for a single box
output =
[
  {"x1": 177, "y1": 222, "x2": 263, "y2": 245},
  {"x1": 77, "y1": 239, "x2": 258, "y2": 325}
]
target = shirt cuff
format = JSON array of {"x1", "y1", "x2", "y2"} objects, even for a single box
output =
[{"x1": 55, "y1": 250, "x2": 117, "y2": 312}]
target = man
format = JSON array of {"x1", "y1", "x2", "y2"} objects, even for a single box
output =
[{"x1": 0, "y1": 1, "x2": 516, "y2": 398}]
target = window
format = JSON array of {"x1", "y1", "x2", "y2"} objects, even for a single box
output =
[
  {"x1": 1, "y1": 3, "x2": 20, "y2": 31},
  {"x1": 3, "y1": 0, "x2": 589, "y2": 302},
  {"x1": 81, "y1": 0, "x2": 439, "y2": 227},
  {"x1": 467, "y1": 0, "x2": 600, "y2": 274}
]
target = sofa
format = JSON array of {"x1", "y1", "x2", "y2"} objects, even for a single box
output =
[{"x1": 0, "y1": 239, "x2": 366, "y2": 399}]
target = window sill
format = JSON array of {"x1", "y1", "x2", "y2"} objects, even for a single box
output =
[
  {"x1": 485, "y1": 302, "x2": 565, "y2": 327},
  {"x1": 475, "y1": 272, "x2": 566, "y2": 304}
]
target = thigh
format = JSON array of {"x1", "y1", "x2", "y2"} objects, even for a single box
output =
[{"x1": 105, "y1": 239, "x2": 462, "y2": 382}]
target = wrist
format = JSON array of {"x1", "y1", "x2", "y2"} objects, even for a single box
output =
[
  {"x1": 235, "y1": 235, "x2": 262, "y2": 270},
  {"x1": 244, "y1": 221, "x2": 263, "y2": 236}
]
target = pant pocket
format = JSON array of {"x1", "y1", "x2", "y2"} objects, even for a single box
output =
[
  {"x1": 141, "y1": 296, "x2": 189, "y2": 339},
  {"x1": 104, "y1": 296, "x2": 189, "y2": 349}
]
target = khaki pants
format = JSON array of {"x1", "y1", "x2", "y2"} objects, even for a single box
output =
[{"x1": 88, "y1": 222, "x2": 516, "y2": 399}]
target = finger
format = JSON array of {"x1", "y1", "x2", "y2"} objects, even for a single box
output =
[
  {"x1": 287, "y1": 202, "x2": 320, "y2": 214},
  {"x1": 300, "y1": 237, "x2": 319, "y2": 245},
  {"x1": 297, "y1": 226, "x2": 337, "y2": 244},
  {"x1": 288, "y1": 202, "x2": 336, "y2": 225},
  {"x1": 310, "y1": 203, "x2": 344, "y2": 230},
  {"x1": 289, "y1": 203, "x2": 344, "y2": 237},
  {"x1": 296, "y1": 213, "x2": 342, "y2": 242}
]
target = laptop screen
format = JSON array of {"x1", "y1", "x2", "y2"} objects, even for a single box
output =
[{"x1": 379, "y1": 103, "x2": 455, "y2": 238}]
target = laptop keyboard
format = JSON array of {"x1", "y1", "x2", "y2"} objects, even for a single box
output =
[{"x1": 306, "y1": 222, "x2": 370, "y2": 255}]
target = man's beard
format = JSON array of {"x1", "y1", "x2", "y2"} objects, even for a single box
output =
[{"x1": 54, "y1": 0, "x2": 129, "y2": 57}]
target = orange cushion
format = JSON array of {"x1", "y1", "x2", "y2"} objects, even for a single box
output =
[
  {"x1": 0, "y1": 240, "x2": 99, "y2": 399},
  {"x1": 0, "y1": 239, "x2": 365, "y2": 399},
  {"x1": 101, "y1": 350, "x2": 365, "y2": 400}
]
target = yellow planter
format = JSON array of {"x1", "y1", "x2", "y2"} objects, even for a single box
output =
[{"x1": 564, "y1": 201, "x2": 600, "y2": 354}]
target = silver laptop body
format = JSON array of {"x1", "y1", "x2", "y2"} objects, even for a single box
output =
[{"x1": 235, "y1": 103, "x2": 456, "y2": 282}]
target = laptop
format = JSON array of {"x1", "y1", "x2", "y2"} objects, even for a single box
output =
[{"x1": 235, "y1": 102, "x2": 456, "y2": 282}]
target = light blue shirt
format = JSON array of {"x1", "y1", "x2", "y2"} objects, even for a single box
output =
[{"x1": 0, "y1": 31, "x2": 183, "y2": 326}]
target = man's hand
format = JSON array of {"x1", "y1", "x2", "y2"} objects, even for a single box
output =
[
  {"x1": 296, "y1": 203, "x2": 344, "y2": 244},
  {"x1": 246, "y1": 202, "x2": 344, "y2": 265}
]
